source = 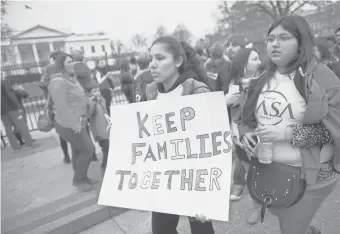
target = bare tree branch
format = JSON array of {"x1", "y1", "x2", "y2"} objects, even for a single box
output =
[
  {"x1": 290, "y1": 1, "x2": 307, "y2": 14},
  {"x1": 252, "y1": 2, "x2": 277, "y2": 20},
  {"x1": 276, "y1": 1, "x2": 284, "y2": 17},
  {"x1": 268, "y1": 1, "x2": 279, "y2": 18},
  {"x1": 284, "y1": 1, "x2": 298, "y2": 15}
]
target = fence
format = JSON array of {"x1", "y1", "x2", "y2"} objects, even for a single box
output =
[{"x1": 0, "y1": 87, "x2": 128, "y2": 149}]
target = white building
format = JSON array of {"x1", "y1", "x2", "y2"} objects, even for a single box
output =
[{"x1": 1, "y1": 25, "x2": 114, "y2": 66}]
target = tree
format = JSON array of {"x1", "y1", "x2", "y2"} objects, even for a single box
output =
[
  {"x1": 131, "y1": 34, "x2": 148, "y2": 51},
  {"x1": 216, "y1": 0, "x2": 333, "y2": 29},
  {"x1": 172, "y1": 24, "x2": 192, "y2": 44},
  {"x1": 154, "y1": 25, "x2": 167, "y2": 39},
  {"x1": 1, "y1": 0, "x2": 7, "y2": 19},
  {"x1": 249, "y1": 0, "x2": 332, "y2": 20},
  {"x1": 204, "y1": 32, "x2": 226, "y2": 45},
  {"x1": 110, "y1": 40, "x2": 124, "y2": 56}
]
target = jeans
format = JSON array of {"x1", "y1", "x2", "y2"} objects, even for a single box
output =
[
  {"x1": 55, "y1": 122, "x2": 94, "y2": 183},
  {"x1": 1, "y1": 110, "x2": 33, "y2": 149},
  {"x1": 59, "y1": 136, "x2": 69, "y2": 158},
  {"x1": 152, "y1": 212, "x2": 215, "y2": 234},
  {"x1": 98, "y1": 138, "x2": 109, "y2": 166},
  {"x1": 233, "y1": 145, "x2": 247, "y2": 186}
]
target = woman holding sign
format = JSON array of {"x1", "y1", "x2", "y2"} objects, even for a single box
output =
[
  {"x1": 146, "y1": 36, "x2": 215, "y2": 234},
  {"x1": 239, "y1": 16, "x2": 339, "y2": 234}
]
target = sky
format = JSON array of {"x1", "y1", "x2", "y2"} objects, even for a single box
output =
[{"x1": 3, "y1": 0, "x2": 220, "y2": 48}]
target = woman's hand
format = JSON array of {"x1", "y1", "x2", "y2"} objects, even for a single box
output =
[
  {"x1": 232, "y1": 135, "x2": 244, "y2": 149},
  {"x1": 194, "y1": 214, "x2": 210, "y2": 223},
  {"x1": 255, "y1": 125, "x2": 286, "y2": 142},
  {"x1": 242, "y1": 132, "x2": 257, "y2": 156},
  {"x1": 225, "y1": 92, "x2": 240, "y2": 106}
]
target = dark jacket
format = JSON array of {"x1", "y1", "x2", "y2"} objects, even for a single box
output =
[
  {"x1": 145, "y1": 72, "x2": 210, "y2": 100},
  {"x1": 215, "y1": 62, "x2": 232, "y2": 93},
  {"x1": 120, "y1": 72, "x2": 135, "y2": 103},
  {"x1": 239, "y1": 58, "x2": 340, "y2": 184},
  {"x1": 1, "y1": 80, "x2": 20, "y2": 115},
  {"x1": 134, "y1": 69, "x2": 154, "y2": 102}
]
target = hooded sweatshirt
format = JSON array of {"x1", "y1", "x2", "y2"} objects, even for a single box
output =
[{"x1": 146, "y1": 70, "x2": 210, "y2": 101}]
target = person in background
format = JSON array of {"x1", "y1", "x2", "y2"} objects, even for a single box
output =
[
  {"x1": 88, "y1": 88, "x2": 110, "y2": 170},
  {"x1": 71, "y1": 49, "x2": 97, "y2": 93},
  {"x1": 215, "y1": 34, "x2": 248, "y2": 92},
  {"x1": 180, "y1": 41, "x2": 215, "y2": 91},
  {"x1": 205, "y1": 42, "x2": 229, "y2": 84},
  {"x1": 330, "y1": 27, "x2": 340, "y2": 61},
  {"x1": 240, "y1": 16, "x2": 339, "y2": 234},
  {"x1": 95, "y1": 59, "x2": 115, "y2": 116},
  {"x1": 1, "y1": 79, "x2": 35, "y2": 150},
  {"x1": 147, "y1": 36, "x2": 214, "y2": 234},
  {"x1": 120, "y1": 59, "x2": 135, "y2": 103},
  {"x1": 195, "y1": 48, "x2": 207, "y2": 64},
  {"x1": 12, "y1": 83, "x2": 30, "y2": 146},
  {"x1": 315, "y1": 38, "x2": 340, "y2": 78},
  {"x1": 215, "y1": 34, "x2": 248, "y2": 201},
  {"x1": 48, "y1": 52, "x2": 96, "y2": 191},
  {"x1": 129, "y1": 56, "x2": 138, "y2": 77},
  {"x1": 224, "y1": 48, "x2": 262, "y2": 223},
  {"x1": 39, "y1": 50, "x2": 71, "y2": 164},
  {"x1": 134, "y1": 53, "x2": 154, "y2": 102}
]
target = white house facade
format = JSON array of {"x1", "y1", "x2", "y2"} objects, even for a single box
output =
[{"x1": 1, "y1": 25, "x2": 113, "y2": 67}]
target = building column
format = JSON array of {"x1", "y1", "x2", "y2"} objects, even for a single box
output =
[
  {"x1": 32, "y1": 43, "x2": 42, "y2": 73},
  {"x1": 49, "y1": 42, "x2": 54, "y2": 53},
  {"x1": 13, "y1": 45, "x2": 22, "y2": 64}
]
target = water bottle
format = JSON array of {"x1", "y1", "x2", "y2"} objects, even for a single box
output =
[{"x1": 258, "y1": 141, "x2": 273, "y2": 164}]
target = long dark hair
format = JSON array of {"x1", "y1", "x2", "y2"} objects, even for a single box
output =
[
  {"x1": 264, "y1": 15, "x2": 315, "y2": 75},
  {"x1": 180, "y1": 41, "x2": 214, "y2": 90},
  {"x1": 230, "y1": 48, "x2": 257, "y2": 82},
  {"x1": 54, "y1": 52, "x2": 73, "y2": 74},
  {"x1": 315, "y1": 38, "x2": 333, "y2": 62}
]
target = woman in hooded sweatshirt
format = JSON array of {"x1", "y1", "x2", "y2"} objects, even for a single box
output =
[
  {"x1": 48, "y1": 52, "x2": 95, "y2": 191},
  {"x1": 146, "y1": 36, "x2": 214, "y2": 234}
]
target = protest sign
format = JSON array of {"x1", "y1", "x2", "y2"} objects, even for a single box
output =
[{"x1": 98, "y1": 92, "x2": 232, "y2": 222}]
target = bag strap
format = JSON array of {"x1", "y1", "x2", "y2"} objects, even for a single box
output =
[{"x1": 44, "y1": 94, "x2": 51, "y2": 112}]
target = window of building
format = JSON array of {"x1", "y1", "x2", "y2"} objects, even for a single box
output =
[
  {"x1": 102, "y1": 45, "x2": 106, "y2": 52},
  {"x1": 1, "y1": 52, "x2": 7, "y2": 62},
  {"x1": 91, "y1": 46, "x2": 95, "y2": 53}
]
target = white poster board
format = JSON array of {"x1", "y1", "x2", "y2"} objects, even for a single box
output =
[{"x1": 98, "y1": 92, "x2": 232, "y2": 222}]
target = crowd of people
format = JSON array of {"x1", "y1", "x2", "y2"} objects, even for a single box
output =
[{"x1": 1, "y1": 15, "x2": 340, "y2": 234}]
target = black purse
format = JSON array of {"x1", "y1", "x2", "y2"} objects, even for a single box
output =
[{"x1": 247, "y1": 158, "x2": 307, "y2": 223}]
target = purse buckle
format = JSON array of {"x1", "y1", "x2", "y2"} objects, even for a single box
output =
[{"x1": 261, "y1": 196, "x2": 272, "y2": 223}]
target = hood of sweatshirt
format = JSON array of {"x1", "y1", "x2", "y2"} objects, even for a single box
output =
[{"x1": 156, "y1": 70, "x2": 194, "y2": 93}]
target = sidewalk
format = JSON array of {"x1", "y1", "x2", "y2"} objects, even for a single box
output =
[
  {"x1": 1, "y1": 131, "x2": 101, "y2": 219},
  {"x1": 1, "y1": 130, "x2": 110, "y2": 234},
  {"x1": 2, "y1": 130, "x2": 340, "y2": 234}
]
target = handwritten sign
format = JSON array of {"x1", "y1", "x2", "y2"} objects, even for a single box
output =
[{"x1": 98, "y1": 92, "x2": 232, "y2": 221}]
